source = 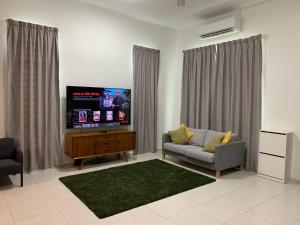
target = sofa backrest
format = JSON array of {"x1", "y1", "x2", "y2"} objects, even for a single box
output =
[
  {"x1": 0, "y1": 138, "x2": 16, "y2": 159},
  {"x1": 188, "y1": 129, "x2": 207, "y2": 147},
  {"x1": 186, "y1": 128, "x2": 239, "y2": 147},
  {"x1": 204, "y1": 130, "x2": 225, "y2": 146}
]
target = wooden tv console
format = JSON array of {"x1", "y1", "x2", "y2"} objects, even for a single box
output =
[{"x1": 65, "y1": 130, "x2": 136, "y2": 169}]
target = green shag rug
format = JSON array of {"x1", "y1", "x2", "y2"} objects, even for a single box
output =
[{"x1": 59, "y1": 159, "x2": 215, "y2": 218}]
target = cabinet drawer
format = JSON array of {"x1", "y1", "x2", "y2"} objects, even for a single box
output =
[
  {"x1": 96, "y1": 141, "x2": 117, "y2": 154},
  {"x1": 97, "y1": 135, "x2": 117, "y2": 143},
  {"x1": 258, "y1": 153, "x2": 285, "y2": 179},
  {"x1": 259, "y1": 132, "x2": 287, "y2": 157}
]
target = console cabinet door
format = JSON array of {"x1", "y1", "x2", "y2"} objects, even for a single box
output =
[
  {"x1": 72, "y1": 136, "x2": 96, "y2": 158},
  {"x1": 117, "y1": 132, "x2": 136, "y2": 151}
]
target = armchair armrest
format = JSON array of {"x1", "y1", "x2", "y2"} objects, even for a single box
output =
[
  {"x1": 162, "y1": 133, "x2": 171, "y2": 154},
  {"x1": 15, "y1": 146, "x2": 23, "y2": 165},
  {"x1": 214, "y1": 141, "x2": 246, "y2": 171}
]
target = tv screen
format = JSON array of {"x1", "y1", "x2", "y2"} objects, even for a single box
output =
[{"x1": 66, "y1": 86, "x2": 131, "y2": 129}]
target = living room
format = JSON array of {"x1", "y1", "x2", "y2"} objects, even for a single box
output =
[{"x1": 0, "y1": 0, "x2": 300, "y2": 225}]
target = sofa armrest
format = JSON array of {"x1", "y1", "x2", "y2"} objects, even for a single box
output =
[
  {"x1": 214, "y1": 141, "x2": 246, "y2": 171},
  {"x1": 15, "y1": 146, "x2": 23, "y2": 165},
  {"x1": 162, "y1": 133, "x2": 171, "y2": 154}
]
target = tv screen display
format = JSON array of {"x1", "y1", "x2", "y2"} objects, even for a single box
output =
[{"x1": 66, "y1": 86, "x2": 131, "y2": 129}]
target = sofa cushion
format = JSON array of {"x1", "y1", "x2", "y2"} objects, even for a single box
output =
[
  {"x1": 188, "y1": 129, "x2": 208, "y2": 147},
  {"x1": 222, "y1": 131, "x2": 232, "y2": 144},
  {"x1": 204, "y1": 130, "x2": 225, "y2": 146},
  {"x1": 180, "y1": 124, "x2": 194, "y2": 139},
  {"x1": 185, "y1": 148, "x2": 215, "y2": 163},
  {"x1": 0, "y1": 159, "x2": 22, "y2": 175},
  {"x1": 164, "y1": 143, "x2": 201, "y2": 155},
  {"x1": 231, "y1": 133, "x2": 238, "y2": 142},
  {"x1": 0, "y1": 138, "x2": 16, "y2": 160},
  {"x1": 168, "y1": 127, "x2": 189, "y2": 144},
  {"x1": 203, "y1": 135, "x2": 224, "y2": 153}
]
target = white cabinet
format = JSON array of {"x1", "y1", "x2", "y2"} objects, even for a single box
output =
[{"x1": 258, "y1": 129, "x2": 293, "y2": 183}]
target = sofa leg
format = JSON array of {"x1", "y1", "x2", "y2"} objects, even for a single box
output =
[
  {"x1": 216, "y1": 170, "x2": 221, "y2": 179},
  {"x1": 20, "y1": 172, "x2": 23, "y2": 187},
  {"x1": 162, "y1": 152, "x2": 165, "y2": 160},
  {"x1": 240, "y1": 164, "x2": 245, "y2": 171}
]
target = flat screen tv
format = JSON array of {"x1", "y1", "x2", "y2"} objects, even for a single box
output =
[{"x1": 66, "y1": 86, "x2": 131, "y2": 129}]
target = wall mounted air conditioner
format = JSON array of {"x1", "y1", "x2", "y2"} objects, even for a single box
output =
[{"x1": 198, "y1": 15, "x2": 241, "y2": 39}]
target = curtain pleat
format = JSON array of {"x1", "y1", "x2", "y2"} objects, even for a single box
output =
[
  {"x1": 181, "y1": 35, "x2": 262, "y2": 171},
  {"x1": 133, "y1": 45, "x2": 160, "y2": 154},
  {"x1": 7, "y1": 19, "x2": 61, "y2": 171}
]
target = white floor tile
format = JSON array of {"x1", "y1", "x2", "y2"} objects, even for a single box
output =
[
  {"x1": 196, "y1": 197, "x2": 245, "y2": 223},
  {"x1": 115, "y1": 206, "x2": 164, "y2": 225},
  {"x1": 14, "y1": 210, "x2": 68, "y2": 225},
  {"x1": 169, "y1": 208, "x2": 223, "y2": 225},
  {"x1": 56, "y1": 203, "x2": 97, "y2": 225},
  {"x1": 80, "y1": 217, "x2": 121, "y2": 225},
  {"x1": 3, "y1": 184, "x2": 46, "y2": 203},
  {"x1": 38, "y1": 179, "x2": 69, "y2": 197},
  {"x1": 294, "y1": 219, "x2": 300, "y2": 225},
  {"x1": 153, "y1": 220, "x2": 174, "y2": 225},
  {"x1": 8, "y1": 197, "x2": 56, "y2": 221},
  {"x1": 0, "y1": 205, "x2": 13, "y2": 225},
  {"x1": 48, "y1": 191, "x2": 83, "y2": 210},
  {"x1": 147, "y1": 189, "x2": 211, "y2": 218},
  {"x1": 250, "y1": 186, "x2": 300, "y2": 225},
  {"x1": 0, "y1": 192, "x2": 7, "y2": 208},
  {"x1": 215, "y1": 179, "x2": 293, "y2": 211},
  {"x1": 226, "y1": 211, "x2": 275, "y2": 225}
]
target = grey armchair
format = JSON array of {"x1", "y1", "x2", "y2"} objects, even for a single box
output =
[{"x1": 0, "y1": 138, "x2": 23, "y2": 187}]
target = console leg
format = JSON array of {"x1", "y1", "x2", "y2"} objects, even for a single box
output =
[
  {"x1": 216, "y1": 170, "x2": 221, "y2": 179},
  {"x1": 123, "y1": 152, "x2": 128, "y2": 162},
  {"x1": 162, "y1": 152, "x2": 165, "y2": 160},
  {"x1": 240, "y1": 164, "x2": 245, "y2": 171},
  {"x1": 80, "y1": 158, "x2": 86, "y2": 170}
]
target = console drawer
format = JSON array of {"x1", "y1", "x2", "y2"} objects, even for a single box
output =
[{"x1": 97, "y1": 135, "x2": 117, "y2": 143}]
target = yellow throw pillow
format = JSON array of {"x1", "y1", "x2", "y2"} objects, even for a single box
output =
[
  {"x1": 168, "y1": 126, "x2": 189, "y2": 145},
  {"x1": 203, "y1": 135, "x2": 224, "y2": 153},
  {"x1": 222, "y1": 131, "x2": 232, "y2": 144},
  {"x1": 180, "y1": 123, "x2": 194, "y2": 139}
]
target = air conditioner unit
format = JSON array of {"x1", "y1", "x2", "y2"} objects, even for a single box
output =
[{"x1": 198, "y1": 16, "x2": 241, "y2": 39}]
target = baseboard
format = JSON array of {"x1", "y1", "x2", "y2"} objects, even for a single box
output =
[{"x1": 289, "y1": 178, "x2": 300, "y2": 184}]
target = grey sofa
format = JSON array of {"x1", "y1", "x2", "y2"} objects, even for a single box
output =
[
  {"x1": 0, "y1": 138, "x2": 23, "y2": 187},
  {"x1": 162, "y1": 129, "x2": 246, "y2": 178}
]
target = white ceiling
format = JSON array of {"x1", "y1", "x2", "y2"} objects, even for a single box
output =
[{"x1": 79, "y1": 0, "x2": 270, "y2": 28}]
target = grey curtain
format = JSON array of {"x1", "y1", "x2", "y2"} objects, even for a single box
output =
[
  {"x1": 181, "y1": 35, "x2": 262, "y2": 171},
  {"x1": 133, "y1": 45, "x2": 160, "y2": 154},
  {"x1": 7, "y1": 19, "x2": 61, "y2": 171},
  {"x1": 181, "y1": 45, "x2": 216, "y2": 129}
]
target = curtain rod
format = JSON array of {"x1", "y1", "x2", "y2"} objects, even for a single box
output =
[
  {"x1": 183, "y1": 34, "x2": 264, "y2": 53},
  {"x1": 6, "y1": 18, "x2": 59, "y2": 31}
]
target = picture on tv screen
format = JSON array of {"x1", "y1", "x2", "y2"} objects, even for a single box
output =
[{"x1": 66, "y1": 86, "x2": 131, "y2": 129}]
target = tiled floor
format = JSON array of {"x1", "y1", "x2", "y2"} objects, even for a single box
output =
[{"x1": 0, "y1": 152, "x2": 299, "y2": 225}]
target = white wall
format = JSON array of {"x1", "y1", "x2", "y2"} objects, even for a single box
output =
[
  {"x1": 166, "y1": 0, "x2": 300, "y2": 180},
  {"x1": 0, "y1": 0, "x2": 178, "y2": 158}
]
